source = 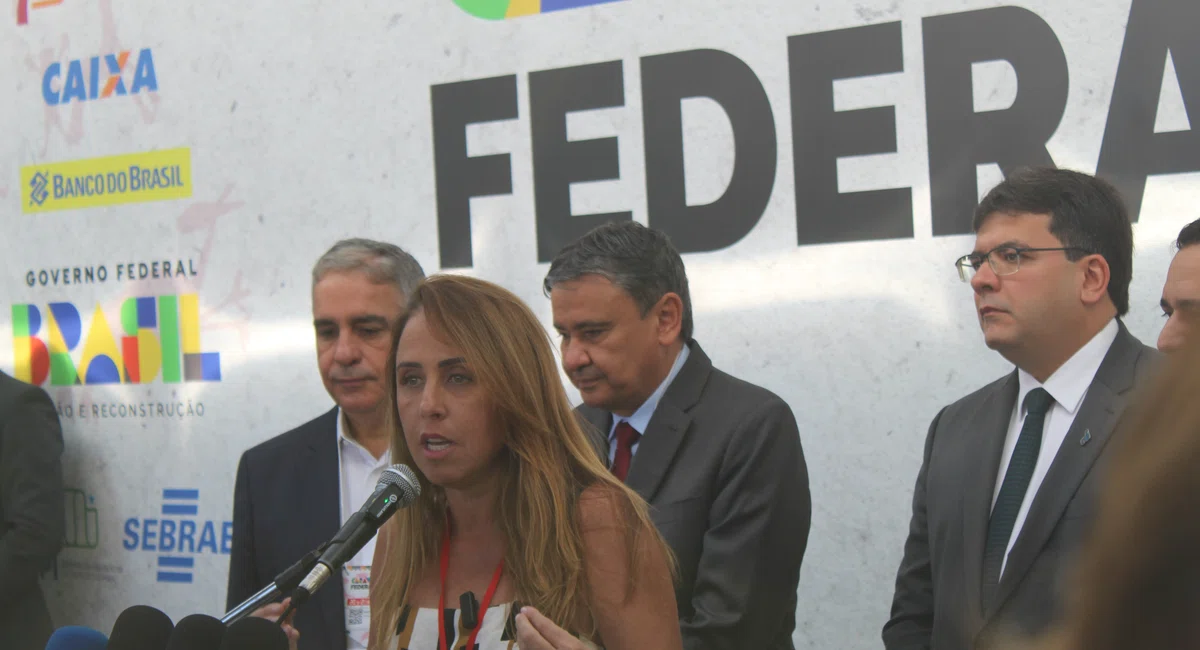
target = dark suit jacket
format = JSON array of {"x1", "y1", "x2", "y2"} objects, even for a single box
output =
[
  {"x1": 228, "y1": 407, "x2": 345, "y2": 650},
  {"x1": 577, "y1": 341, "x2": 811, "y2": 650},
  {"x1": 883, "y1": 322, "x2": 1159, "y2": 650},
  {"x1": 0, "y1": 370, "x2": 64, "y2": 650}
]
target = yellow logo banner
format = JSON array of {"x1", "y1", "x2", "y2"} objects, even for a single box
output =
[{"x1": 21, "y1": 147, "x2": 192, "y2": 214}]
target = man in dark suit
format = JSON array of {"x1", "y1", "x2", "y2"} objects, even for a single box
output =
[
  {"x1": 0, "y1": 369, "x2": 64, "y2": 650},
  {"x1": 883, "y1": 168, "x2": 1160, "y2": 650},
  {"x1": 1157, "y1": 218, "x2": 1200, "y2": 353},
  {"x1": 227, "y1": 239, "x2": 424, "y2": 650},
  {"x1": 544, "y1": 221, "x2": 811, "y2": 650}
]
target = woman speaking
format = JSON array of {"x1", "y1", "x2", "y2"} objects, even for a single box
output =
[{"x1": 368, "y1": 274, "x2": 681, "y2": 650}]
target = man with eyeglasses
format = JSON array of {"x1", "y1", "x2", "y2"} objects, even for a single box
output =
[
  {"x1": 1158, "y1": 218, "x2": 1200, "y2": 353},
  {"x1": 883, "y1": 167, "x2": 1159, "y2": 650}
]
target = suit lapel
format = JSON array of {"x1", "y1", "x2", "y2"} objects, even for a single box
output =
[
  {"x1": 624, "y1": 342, "x2": 709, "y2": 502},
  {"x1": 298, "y1": 409, "x2": 346, "y2": 650},
  {"x1": 984, "y1": 326, "x2": 1142, "y2": 618},
  {"x1": 577, "y1": 406, "x2": 613, "y2": 464},
  {"x1": 961, "y1": 372, "x2": 1020, "y2": 623},
  {"x1": 625, "y1": 401, "x2": 693, "y2": 500}
]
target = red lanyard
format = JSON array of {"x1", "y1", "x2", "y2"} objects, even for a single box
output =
[{"x1": 438, "y1": 523, "x2": 505, "y2": 650}]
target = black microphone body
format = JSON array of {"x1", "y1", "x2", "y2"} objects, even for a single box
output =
[
  {"x1": 290, "y1": 465, "x2": 419, "y2": 606},
  {"x1": 106, "y1": 605, "x2": 174, "y2": 650},
  {"x1": 220, "y1": 542, "x2": 328, "y2": 624},
  {"x1": 163, "y1": 614, "x2": 226, "y2": 650},
  {"x1": 218, "y1": 617, "x2": 289, "y2": 650}
]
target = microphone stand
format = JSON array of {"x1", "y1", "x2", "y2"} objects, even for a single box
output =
[{"x1": 221, "y1": 542, "x2": 330, "y2": 625}]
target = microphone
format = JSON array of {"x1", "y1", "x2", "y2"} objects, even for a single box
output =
[
  {"x1": 220, "y1": 541, "x2": 330, "y2": 624},
  {"x1": 106, "y1": 605, "x2": 174, "y2": 650},
  {"x1": 289, "y1": 464, "x2": 420, "y2": 608},
  {"x1": 163, "y1": 614, "x2": 226, "y2": 650},
  {"x1": 217, "y1": 617, "x2": 289, "y2": 650},
  {"x1": 45, "y1": 625, "x2": 108, "y2": 650}
]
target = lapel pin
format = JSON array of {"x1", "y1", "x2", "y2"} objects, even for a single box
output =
[{"x1": 1080, "y1": 429, "x2": 1092, "y2": 446}]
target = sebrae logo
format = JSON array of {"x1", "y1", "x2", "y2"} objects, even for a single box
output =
[
  {"x1": 42, "y1": 47, "x2": 157, "y2": 106},
  {"x1": 123, "y1": 489, "x2": 232, "y2": 584},
  {"x1": 453, "y1": 0, "x2": 624, "y2": 20},
  {"x1": 12, "y1": 293, "x2": 222, "y2": 387},
  {"x1": 21, "y1": 148, "x2": 191, "y2": 214},
  {"x1": 16, "y1": 0, "x2": 63, "y2": 26}
]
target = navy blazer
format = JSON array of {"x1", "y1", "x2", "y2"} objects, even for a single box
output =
[{"x1": 227, "y1": 407, "x2": 344, "y2": 650}]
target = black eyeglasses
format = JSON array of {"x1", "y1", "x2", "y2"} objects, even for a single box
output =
[{"x1": 955, "y1": 246, "x2": 1092, "y2": 282}]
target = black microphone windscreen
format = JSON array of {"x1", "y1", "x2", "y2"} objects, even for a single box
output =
[
  {"x1": 107, "y1": 605, "x2": 174, "y2": 650},
  {"x1": 217, "y1": 617, "x2": 289, "y2": 650},
  {"x1": 163, "y1": 614, "x2": 226, "y2": 650}
]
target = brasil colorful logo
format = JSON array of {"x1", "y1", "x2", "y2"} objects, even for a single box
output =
[
  {"x1": 453, "y1": 0, "x2": 624, "y2": 20},
  {"x1": 12, "y1": 294, "x2": 221, "y2": 386}
]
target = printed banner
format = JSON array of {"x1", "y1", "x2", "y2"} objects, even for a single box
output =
[
  {"x1": 4, "y1": 1, "x2": 1197, "y2": 648},
  {"x1": 20, "y1": 148, "x2": 192, "y2": 214}
]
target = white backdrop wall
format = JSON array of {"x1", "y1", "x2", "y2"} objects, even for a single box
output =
[{"x1": 2, "y1": 0, "x2": 1197, "y2": 648}]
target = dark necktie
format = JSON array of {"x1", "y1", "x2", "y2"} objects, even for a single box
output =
[
  {"x1": 981, "y1": 387, "x2": 1054, "y2": 610},
  {"x1": 610, "y1": 422, "x2": 641, "y2": 482}
]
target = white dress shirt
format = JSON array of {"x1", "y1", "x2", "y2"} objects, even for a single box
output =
[
  {"x1": 606, "y1": 344, "x2": 690, "y2": 465},
  {"x1": 991, "y1": 317, "x2": 1118, "y2": 576},
  {"x1": 336, "y1": 409, "x2": 392, "y2": 649}
]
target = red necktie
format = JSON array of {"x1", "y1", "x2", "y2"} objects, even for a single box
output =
[{"x1": 611, "y1": 422, "x2": 641, "y2": 482}]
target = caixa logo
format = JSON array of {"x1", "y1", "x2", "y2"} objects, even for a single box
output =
[
  {"x1": 42, "y1": 48, "x2": 158, "y2": 106},
  {"x1": 122, "y1": 489, "x2": 232, "y2": 584}
]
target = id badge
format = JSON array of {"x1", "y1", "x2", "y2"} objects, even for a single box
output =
[{"x1": 342, "y1": 564, "x2": 372, "y2": 648}]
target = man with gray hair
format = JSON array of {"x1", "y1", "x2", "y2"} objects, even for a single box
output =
[
  {"x1": 544, "y1": 221, "x2": 811, "y2": 650},
  {"x1": 227, "y1": 238, "x2": 425, "y2": 650}
]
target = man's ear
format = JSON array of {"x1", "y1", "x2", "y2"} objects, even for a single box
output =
[
  {"x1": 654, "y1": 293, "x2": 684, "y2": 345},
  {"x1": 1079, "y1": 254, "x2": 1112, "y2": 308}
]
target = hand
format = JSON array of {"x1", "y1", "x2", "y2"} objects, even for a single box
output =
[
  {"x1": 251, "y1": 598, "x2": 301, "y2": 650},
  {"x1": 514, "y1": 606, "x2": 588, "y2": 650}
]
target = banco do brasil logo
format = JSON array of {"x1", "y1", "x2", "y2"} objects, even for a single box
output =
[
  {"x1": 11, "y1": 294, "x2": 221, "y2": 386},
  {"x1": 453, "y1": 0, "x2": 624, "y2": 19},
  {"x1": 42, "y1": 48, "x2": 157, "y2": 106},
  {"x1": 21, "y1": 148, "x2": 191, "y2": 214}
]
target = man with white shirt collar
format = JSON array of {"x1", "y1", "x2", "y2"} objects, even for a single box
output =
[
  {"x1": 602, "y1": 341, "x2": 689, "y2": 471},
  {"x1": 884, "y1": 168, "x2": 1159, "y2": 650},
  {"x1": 545, "y1": 220, "x2": 811, "y2": 650},
  {"x1": 227, "y1": 239, "x2": 425, "y2": 650}
]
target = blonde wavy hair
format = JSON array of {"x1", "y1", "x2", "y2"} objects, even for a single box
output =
[
  {"x1": 1019, "y1": 336, "x2": 1200, "y2": 650},
  {"x1": 370, "y1": 274, "x2": 673, "y2": 644}
]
